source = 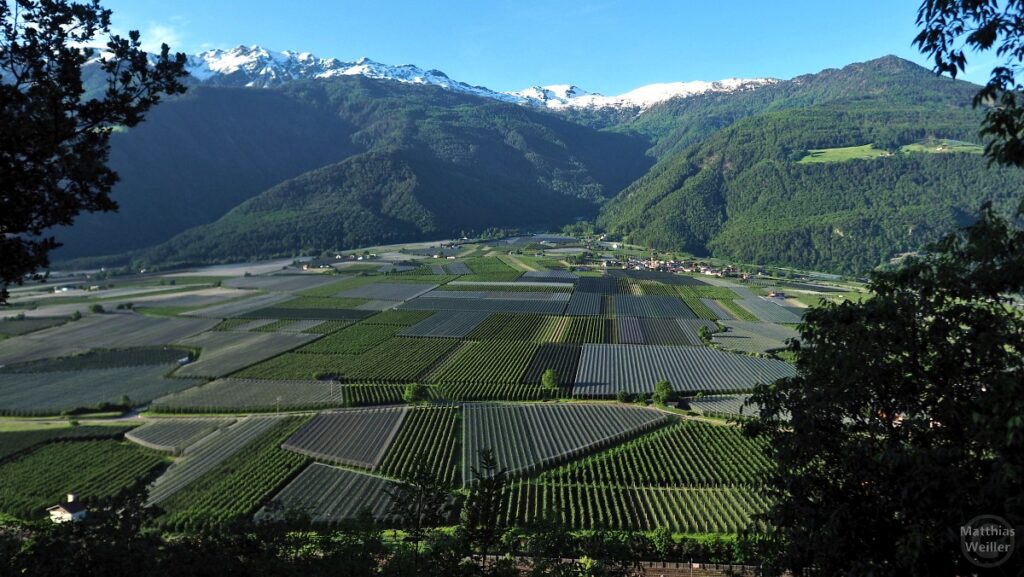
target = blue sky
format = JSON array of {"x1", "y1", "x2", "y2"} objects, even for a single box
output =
[{"x1": 100, "y1": 0, "x2": 995, "y2": 94}]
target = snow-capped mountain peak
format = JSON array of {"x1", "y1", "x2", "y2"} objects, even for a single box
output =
[{"x1": 182, "y1": 45, "x2": 778, "y2": 113}]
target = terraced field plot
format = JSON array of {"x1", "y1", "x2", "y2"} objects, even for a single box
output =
[
  {"x1": 299, "y1": 323, "x2": 401, "y2": 354},
  {"x1": 696, "y1": 301, "x2": 737, "y2": 323},
  {"x1": 688, "y1": 394, "x2": 770, "y2": 419},
  {"x1": 441, "y1": 281, "x2": 573, "y2": 291},
  {"x1": 565, "y1": 292, "x2": 603, "y2": 316},
  {"x1": 0, "y1": 314, "x2": 217, "y2": 364},
  {"x1": 127, "y1": 418, "x2": 235, "y2": 454},
  {"x1": 639, "y1": 318, "x2": 717, "y2": 347},
  {"x1": 400, "y1": 310, "x2": 491, "y2": 338},
  {"x1": 735, "y1": 298, "x2": 803, "y2": 323},
  {"x1": 282, "y1": 407, "x2": 407, "y2": 469},
  {"x1": 462, "y1": 403, "x2": 670, "y2": 483},
  {"x1": 0, "y1": 425, "x2": 134, "y2": 462},
  {"x1": 175, "y1": 331, "x2": 316, "y2": 378},
  {"x1": 466, "y1": 314, "x2": 563, "y2": 342},
  {"x1": 147, "y1": 416, "x2": 286, "y2": 505},
  {"x1": 0, "y1": 440, "x2": 165, "y2": 519},
  {"x1": 258, "y1": 463, "x2": 398, "y2": 524},
  {"x1": 545, "y1": 420, "x2": 771, "y2": 487},
  {"x1": 379, "y1": 406, "x2": 460, "y2": 485},
  {"x1": 336, "y1": 282, "x2": 437, "y2": 301},
  {"x1": 222, "y1": 275, "x2": 340, "y2": 292},
  {"x1": 151, "y1": 378, "x2": 346, "y2": 413},
  {"x1": 612, "y1": 295, "x2": 696, "y2": 318},
  {"x1": 399, "y1": 296, "x2": 567, "y2": 315},
  {"x1": 520, "y1": 270, "x2": 578, "y2": 282},
  {"x1": 0, "y1": 365, "x2": 202, "y2": 415},
  {"x1": 520, "y1": 343, "x2": 582, "y2": 386},
  {"x1": 0, "y1": 346, "x2": 189, "y2": 373},
  {"x1": 431, "y1": 341, "x2": 539, "y2": 385},
  {"x1": 573, "y1": 344, "x2": 796, "y2": 397},
  {"x1": 609, "y1": 270, "x2": 709, "y2": 286},
  {"x1": 238, "y1": 307, "x2": 375, "y2": 321},
  {"x1": 238, "y1": 337, "x2": 458, "y2": 382},
  {"x1": 419, "y1": 290, "x2": 569, "y2": 301},
  {"x1": 576, "y1": 277, "x2": 617, "y2": 295},
  {"x1": 183, "y1": 293, "x2": 293, "y2": 319},
  {"x1": 501, "y1": 483, "x2": 768, "y2": 532},
  {"x1": 0, "y1": 317, "x2": 67, "y2": 337},
  {"x1": 157, "y1": 416, "x2": 309, "y2": 529},
  {"x1": 713, "y1": 321, "x2": 799, "y2": 354}
]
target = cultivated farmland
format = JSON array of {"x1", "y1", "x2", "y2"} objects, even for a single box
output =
[
  {"x1": 466, "y1": 314, "x2": 562, "y2": 342},
  {"x1": 0, "y1": 425, "x2": 134, "y2": 462},
  {"x1": 147, "y1": 416, "x2": 286, "y2": 505},
  {"x1": 0, "y1": 365, "x2": 202, "y2": 416},
  {"x1": 126, "y1": 418, "x2": 236, "y2": 454},
  {"x1": 151, "y1": 379, "x2": 346, "y2": 413},
  {"x1": 611, "y1": 295, "x2": 696, "y2": 319},
  {"x1": 399, "y1": 297, "x2": 567, "y2": 315},
  {"x1": 500, "y1": 483, "x2": 768, "y2": 532},
  {"x1": 461, "y1": 403, "x2": 670, "y2": 483},
  {"x1": 399, "y1": 310, "x2": 491, "y2": 338},
  {"x1": 336, "y1": 282, "x2": 437, "y2": 301},
  {"x1": 158, "y1": 416, "x2": 309, "y2": 529},
  {"x1": 431, "y1": 341, "x2": 539, "y2": 385},
  {"x1": 565, "y1": 292, "x2": 603, "y2": 316},
  {"x1": 174, "y1": 331, "x2": 316, "y2": 378},
  {"x1": 258, "y1": 463, "x2": 398, "y2": 524},
  {"x1": 282, "y1": 407, "x2": 408, "y2": 469},
  {"x1": 573, "y1": 344, "x2": 796, "y2": 397},
  {"x1": 0, "y1": 440, "x2": 164, "y2": 519},
  {"x1": 520, "y1": 343, "x2": 582, "y2": 386},
  {"x1": 379, "y1": 406, "x2": 460, "y2": 485},
  {"x1": 735, "y1": 298, "x2": 803, "y2": 323},
  {"x1": 0, "y1": 314, "x2": 217, "y2": 364}
]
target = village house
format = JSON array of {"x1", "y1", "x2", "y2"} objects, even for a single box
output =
[{"x1": 47, "y1": 494, "x2": 86, "y2": 523}]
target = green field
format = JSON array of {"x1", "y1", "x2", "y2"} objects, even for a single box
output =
[{"x1": 797, "y1": 144, "x2": 890, "y2": 163}]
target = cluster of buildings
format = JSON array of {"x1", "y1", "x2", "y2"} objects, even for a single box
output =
[{"x1": 602, "y1": 255, "x2": 746, "y2": 278}]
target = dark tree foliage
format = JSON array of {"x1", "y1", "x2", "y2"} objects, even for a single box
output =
[
  {"x1": 746, "y1": 204, "x2": 1024, "y2": 576},
  {"x1": 916, "y1": 0, "x2": 1024, "y2": 166},
  {"x1": 0, "y1": 0, "x2": 187, "y2": 302},
  {"x1": 460, "y1": 448, "x2": 508, "y2": 568}
]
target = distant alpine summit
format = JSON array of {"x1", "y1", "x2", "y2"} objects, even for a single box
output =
[{"x1": 182, "y1": 45, "x2": 777, "y2": 112}]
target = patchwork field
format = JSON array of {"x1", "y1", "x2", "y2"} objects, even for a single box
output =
[{"x1": 0, "y1": 247, "x2": 846, "y2": 534}]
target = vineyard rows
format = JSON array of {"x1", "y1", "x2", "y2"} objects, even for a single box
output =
[
  {"x1": 258, "y1": 463, "x2": 398, "y2": 524},
  {"x1": 520, "y1": 270, "x2": 578, "y2": 282},
  {"x1": 400, "y1": 310, "x2": 491, "y2": 338},
  {"x1": 639, "y1": 318, "x2": 716, "y2": 347},
  {"x1": 0, "y1": 346, "x2": 188, "y2": 373},
  {"x1": 0, "y1": 364, "x2": 201, "y2": 416},
  {"x1": 520, "y1": 343, "x2": 581, "y2": 386},
  {"x1": 0, "y1": 425, "x2": 133, "y2": 462},
  {"x1": 565, "y1": 292, "x2": 603, "y2": 316},
  {"x1": 688, "y1": 394, "x2": 770, "y2": 420},
  {"x1": 734, "y1": 299, "x2": 802, "y2": 324},
  {"x1": 680, "y1": 298, "x2": 718, "y2": 320},
  {"x1": 282, "y1": 407, "x2": 408, "y2": 469},
  {"x1": 467, "y1": 314, "x2": 562, "y2": 342},
  {"x1": 439, "y1": 382, "x2": 548, "y2": 401},
  {"x1": 239, "y1": 306, "x2": 374, "y2": 321},
  {"x1": 431, "y1": 341, "x2": 539, "y2": 385},
  {"x1": 158, "y1": 416, "x2": 309, "y2": 530},
  {"x1": 611, "y1": 295, "x2": 696, "y2": 319},
  {"x1": 443, "y1": 281, "x2": 573, "y2": 292},
  {"x1": 562, "y1": 317, "x2": 613, "y2": 344},
  {"x1": 500, "y1": 482, "x2": 768, "y2": 532},
  {"x1": 573, "y1": 344, "x2": 797, "y2": 396},
  {"x1": 175, "y1": 331, "x2": 315, "y2": 378},
  {"x1": 699, "y1": 298, "x2": 739, "y2": 321},
  {"x1": 713, "y1": 321, "x2": 798, "y2": 354},
  {"x1": 576, "y1": 277, "x2": 616, "y2": 295},
  {"x1": 399, "y1": 297, "x2": 567, "y2": 315},
  {"x1": 543, "y1": 421, "x2": 771, "y2": 486},
  {"x1": 445, "y1": 262, "x2": 471, "y2": 274},
  {"x1": 462, "y1": 403, "x2": 669, "y2": 484},
  {"x1": 337, "y1": 282, "x2": 437, "y2": 301},
  {"x1": 299, "y1": 323, "x2": 401, "y2": 354},
  {"x1": 362, "y1": 309, "x2": 435, "y2": 326},
  {"x1": 152, "y1": 378, "x2": 345, "y2": 413},
  {"x1": 272, "y1": 296, "x2": 370, "y2": 310},
  {"x1": 675, "y1": 285, "x2": 741, "y2": 300},
  {"x1": 0, "y1": 440, "x2": 163, "y2": 519},
  {"x1": 126, "y1": 418, "x2": 235, "y2": 454},
  {"x1": 147, "y1": 416, "x2": 286, "y2": 505},
  {"x1": 379, "y1": 406, "x2": 460, "y2": 485}
]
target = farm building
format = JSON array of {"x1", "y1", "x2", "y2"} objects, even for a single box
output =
[{"x1": 47, "y1": 494, "x2": 86, "y2": 523}]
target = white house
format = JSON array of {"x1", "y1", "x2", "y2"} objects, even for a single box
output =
[{"x1": 47, "y1": 494, "x2": 87, "y2": 523}]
